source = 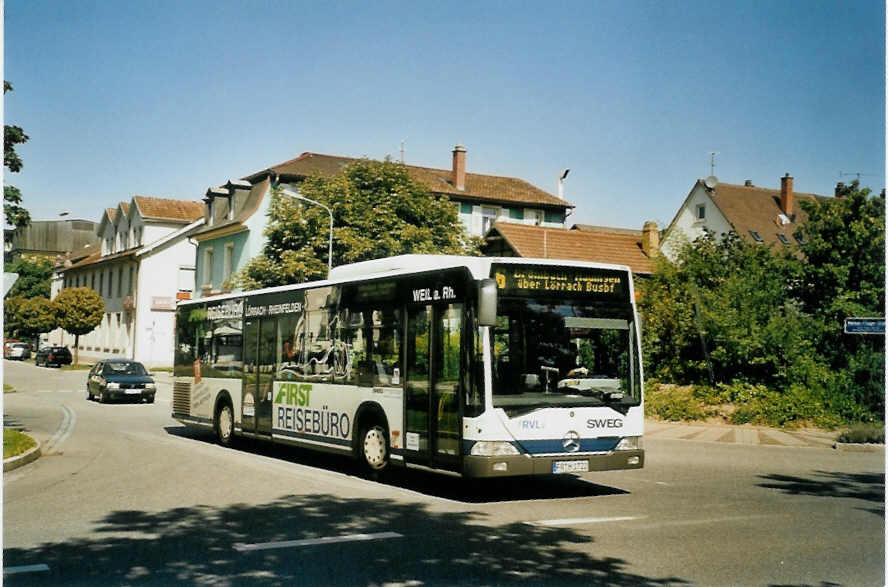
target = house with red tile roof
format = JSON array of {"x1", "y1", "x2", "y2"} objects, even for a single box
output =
[
  {"x1": 660, "y1": 174, "x2": 829, "y2": 260},
  {"x1": 481, "y1": 221, "x2": 660, "y2": 276},
  {"x1": 49, "y1": 195, "x2": 204, "y2": 366},
  {"x1": 194, "y1": 145, "x2": 573, "y2": 298}
]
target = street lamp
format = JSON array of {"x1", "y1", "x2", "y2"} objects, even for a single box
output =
[{"x1": 279, "y1": 189, "x2": 334, "y2": 276}]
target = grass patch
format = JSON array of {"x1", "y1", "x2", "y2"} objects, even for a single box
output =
[
  {"x1": 60, "y1": 363, "x2": 94, "y2": 371},
  {"x1": 4, "y1": 428, "x2": 37, "y2": 459},
  {"x1": 4, "y1": 384, "x2": 14, "y2": 393},
  {"x1": 836, "y1": 423, "x2": 885, "y2": 445}
]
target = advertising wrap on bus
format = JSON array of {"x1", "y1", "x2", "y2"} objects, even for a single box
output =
[{"x1": 172, "y1": 255, "x2": 644, "y2": 479}]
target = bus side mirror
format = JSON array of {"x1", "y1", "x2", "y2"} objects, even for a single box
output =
[{"x1": 478, "y1": 278, "x2": 497, "y2": 327}]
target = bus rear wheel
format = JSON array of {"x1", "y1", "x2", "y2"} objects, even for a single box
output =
[
  {"x1": 359, "y1": 423, "x2": 389, "y2": 475},
  {"x1": 216, "y1": 402, "x2": 235, "y2": 447}
]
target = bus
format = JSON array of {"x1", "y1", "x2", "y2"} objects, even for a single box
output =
[{"x1": 172, "y1": 255, "x2": 644, "y2": 478}]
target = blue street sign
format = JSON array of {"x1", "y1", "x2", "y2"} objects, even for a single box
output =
[{"x1": 844, "y1": 318, "x2": 885, "y2": 335}]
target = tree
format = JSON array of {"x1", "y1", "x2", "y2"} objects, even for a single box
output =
[
  {"x1": 795, "y1": 181, "x2": 885, "y2": 415},
  {"x1": 4, "y1": 295, "x2": 27, "y2": 339},
  {"x1": 54, "y1": 287, "x2": 104, "y2": 364},
  {"x1": 4, "y1": 81, "x2": 31, "y2": 229},
  {"x1": 5, "y1": 256, "x2": 53, "y2": 298},
  {"x1": 639, "y1": 230, "x2": 807, "y2": 387},
  {"x1": 235, "y1": 159, "x2": 482, "y2": 289},
  {"x1": 15, "y1": 297, "x2": 57, "y2": 347}
]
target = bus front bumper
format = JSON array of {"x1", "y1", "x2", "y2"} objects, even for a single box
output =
[{"x1": 463, "y1": 450, "x2": 644, "y2": 478}]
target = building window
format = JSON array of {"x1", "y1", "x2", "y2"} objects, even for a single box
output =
[
  {"x1": 108, "y1": 269, "x2": 114, "y2": 297},
  {"x1": 228, "y1": 195, "x2": 235, "y2": 221},
  {"x1": 178, "y1": 266, "x2": 195, "y2": 292},
  {"x1": 776, "y1": 234, "x2": 790, "y2": 246},
  {"x1": 459, "y1": 202, "x2": 472, "y2": 215},
  {"x1": 749, "y1": 230, "x2": 763, "y2": 243},
  {"x1": 544, "y1": 209, "x2": 564, "y2": 224},
  {"x1": 509, "y1": 208, "x2": 524, "y2": 220},
  {"x1": 223, "y1": 243, "x2": 235, "y2": 282},
  {"x1": 696, "y1": 204, "x2": 706, "y2": 221},
  {"x1": 129, "y1": 266, "x2": 134, "y2": 295},
  {"x1": 525, "y1": 209, "x2": 542, "y2": 225},
  {"x1": 207, "y1": 199, "x2": 214, "y2": 227},
  {"x1": 118, "y1": 267, "x2": 123, "y2": 297},
  {"x1": 91, "y1": 273, "x2": 95, "y2": 290},
  {"x1": 99, "y1": 272, "x2": 104, "y2": 296},
  {"x1": 481, "y1": 207, "x2": 498, "y2": 234},
  {"x1": 203, "y1": 247, "x2": 214, "y2": 286}
]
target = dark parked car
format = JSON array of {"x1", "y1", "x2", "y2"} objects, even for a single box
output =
[
  {"x1": 87, "y1": 359, "x2": 156, "y2": 403},
  {"x1": 34, "y1": 346, "x2": 73, "y2": 367}
]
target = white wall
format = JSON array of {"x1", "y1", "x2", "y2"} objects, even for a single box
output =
[{"x1": 661, "y1": 185, "x2": 733, "y2": 260}]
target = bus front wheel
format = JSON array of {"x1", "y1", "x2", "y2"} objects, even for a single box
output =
[
  {"x1": 216, "y1": 402, "x2": 235, "y2": 447},
  {"x1": 359, "y1": 423, "x2": 389, "y2": 475}
]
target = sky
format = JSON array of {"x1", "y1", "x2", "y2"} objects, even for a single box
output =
[{"x1": 4, "y1": 1, "x2": 885, "y2": 231}]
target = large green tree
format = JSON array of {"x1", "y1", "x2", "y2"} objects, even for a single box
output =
[
  {"x1": 4, "y1": 256, "x2": 53, "y2": 298},
  {"x1": 14, "y1": 297, "x2": 57, "y2": 346},
  {"x1": 235, "y1": 158, "x2": 481, "y2": 289},
  {"x1": 54, "y1": 287, "x2": 104, "y2": 364},
  {"x1": 795, "y1": 181, "x2": 885, "y2": 415},
  {"x1": 4, "y1": 81, "x2": 31, "y2": 229},
  {"x1": 639, "y1": 230, "x2": 809, "y2": 387}
]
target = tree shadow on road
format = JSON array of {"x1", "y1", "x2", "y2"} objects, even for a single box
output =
[
  {"x1": 5, "y1": 493, "x2": 687, "y2": 586},
  {"x1": 758, "y1": 471, "x2": 885, "y2": 517}
]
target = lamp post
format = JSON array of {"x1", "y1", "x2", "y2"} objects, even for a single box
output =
[{"x1": 280, "y1": 189, "x2": 334, "y2": 276}]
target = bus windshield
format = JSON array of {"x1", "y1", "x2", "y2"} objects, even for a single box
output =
[{"x1": 492, "y1": 298, "x2": 641, "y2": 416}]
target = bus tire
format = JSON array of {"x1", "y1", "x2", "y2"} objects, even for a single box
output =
[
  {"x1": 358, "y1": 422, "x2": 389, "y2": 476},
  {"x1": 216, "y1": 400, "x2": 235, "y2": 447}
]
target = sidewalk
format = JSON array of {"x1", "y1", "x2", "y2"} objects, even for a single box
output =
[{"x1": 645, "y1": 418, "x2": 846, "y2": 449}]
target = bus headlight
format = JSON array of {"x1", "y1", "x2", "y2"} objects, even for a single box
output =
[
  {"x1": 470, "y1": 441, "x2": 520, "y2": 456},
  {"x1": 106, "y1": 382, "x2": 120, "y2": 390},
  {"x1": 145, "y1": 383, "x2": 156, "y2": 391},
  {"x1": 615, "y1": 436, "x2": 643, "y2": 451}
]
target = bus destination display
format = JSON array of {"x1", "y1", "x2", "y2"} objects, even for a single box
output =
[{"x1": 491, "y1": 264, "x2": 628, "y2": 302}]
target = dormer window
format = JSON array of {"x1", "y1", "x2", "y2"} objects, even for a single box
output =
[
  {"x1": 793, "y1": 233, "x2": 806, "y2": 245},
  {"x1": 207, "y1": 199, "x2": 214, "y2": 227},
  {"x1": 749, "y1": 230, "x2": 763, "y2": 243},
  {"x1": 227, "y1": 194, "x2": 235, "y2": 221},
  {"x1": 776, "y1": 234, "x2": 790, "y2": 246}
]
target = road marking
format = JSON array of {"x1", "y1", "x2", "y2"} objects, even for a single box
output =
[
  {"x1": 4, "y1": 564, "x2": 50, "y2": 575},
  {"x1": 234, "y1": 531, "x2": 403, "y2": 552},
  {"x1": 44, "y1": 404, "x2": 76, "y2": 454},
  {"x1": 527, "y1": 516, "x2": 645, "y2": 527}
]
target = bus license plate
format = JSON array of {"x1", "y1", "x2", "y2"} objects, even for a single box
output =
[
  {"x1": 552, "y1": 460, "x2": 589, "y2": 474},
  {"x1": 125, "y1": 389, "x2": 142, "y2": 395}
]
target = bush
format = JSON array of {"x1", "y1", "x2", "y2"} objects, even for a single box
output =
[
  {"x1": 644, "y1": 383, "x2": 712, "y2": 421},
  {"x1": 836, "y1": 423, "x2": 885, "y2": 445}
]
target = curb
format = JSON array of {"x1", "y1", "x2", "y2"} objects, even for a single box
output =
[
  {"x1": 3, "y1": 438, "x2": 42, "y2": 472},
  {"x1": 833, "y1": 442, "x2": 885, "y2": 453}
]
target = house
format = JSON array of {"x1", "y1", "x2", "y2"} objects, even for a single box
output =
[
  {"x1": 4, "y1": 218, "x2": 100, "y2": 262},
  {"x1": 49, "y1": 196, "x2": 204, "y2": 367},
  {"x1": 660, "y1": 174, "x2": 828, "y2": 260},
  {"x1": 195, "y1": 145, "x2": 573, "y2": 299},
  {"x1": 481, "y1": 221, "x2": 659, "y2": 276},
  {"x1": 189, "y1": 178, "x2": 272, "y2": 298}
]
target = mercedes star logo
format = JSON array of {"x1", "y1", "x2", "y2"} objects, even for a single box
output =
[{"x1": 562, "y1": 431, "x2": 581, "y2": 452}]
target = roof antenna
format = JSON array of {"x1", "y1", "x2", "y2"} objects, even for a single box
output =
[
  {"x1": 839, "y1": 171, "x2": 871, "y2": 181},
  {"x1": 709, "y1": 151, "x2": 718, "y2": 177}
]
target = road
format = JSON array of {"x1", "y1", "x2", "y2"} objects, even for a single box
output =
[{"x1": 3, "y1": 359, "x2": 884, "y2": 586}]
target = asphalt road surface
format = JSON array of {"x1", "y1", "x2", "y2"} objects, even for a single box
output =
[{"x1": 3, "y1": 359, "x2": 884, "y2": 586}]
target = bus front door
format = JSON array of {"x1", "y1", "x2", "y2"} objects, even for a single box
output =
[
  {"x1": 243, "y1": 318, "x2": 275, "y2": 436},
  {"x1": 405, "y1": 304, "x2": 462, "y2": 471}
]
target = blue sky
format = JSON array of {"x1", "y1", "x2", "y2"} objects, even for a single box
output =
[{"x1": 4, "y1": 1, "x2": 885, "y2": 231}]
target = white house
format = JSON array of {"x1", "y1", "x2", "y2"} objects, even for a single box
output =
[
  {"x1": 660, "y1": 174, "x2": 827, "y2": 260},
  {"x1": 50, "y1": 196, "x2": 204, "y2": 367}
]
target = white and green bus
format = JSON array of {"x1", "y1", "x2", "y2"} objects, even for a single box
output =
[{"x1": 172, "y1": 255, "x2": 644, "y2": 478}]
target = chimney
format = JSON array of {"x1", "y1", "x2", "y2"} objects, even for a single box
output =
[
  {"x1": 641, "y1": 221, "x2": 659, "y2": 257},
  {"x1": 452, "y1": 144, "x2": 466, "y2": 191},
  {"x1": 780, "y1": 173, "x2": 794, "y2": 216},
  {"x1": 744, "y1": 179, "x2": 753, "y2": 187}
]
